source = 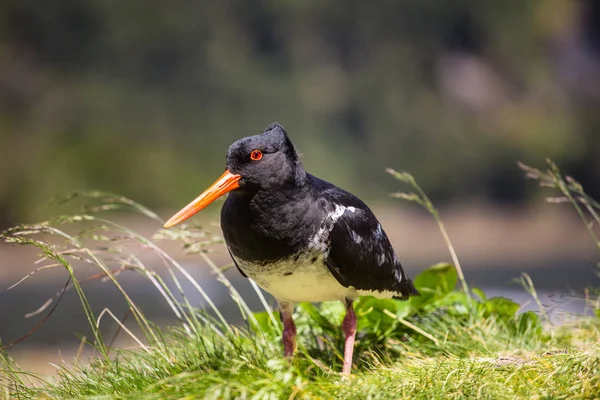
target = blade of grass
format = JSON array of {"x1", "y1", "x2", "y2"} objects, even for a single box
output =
[
  {"x1": 386, "y1": 168, "x2": 471, "y2": 308},
  {"x1": 93, "y1": 217, "x2": 232, "y2": 335},
  {"x1": 97, "y1": 308, "x2": 150, "y2": 354}
]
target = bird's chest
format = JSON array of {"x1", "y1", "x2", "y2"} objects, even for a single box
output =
[
  {"x1": 231, "y1": 253, "x2": 350, "y2": 303},
  {"x1": 221, "y1": 194, "x2": 318, "y2": 262}
]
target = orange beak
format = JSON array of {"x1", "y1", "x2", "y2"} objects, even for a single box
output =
[{"x1": 163, "y1": 170, "x2": 241, "y2": 228}]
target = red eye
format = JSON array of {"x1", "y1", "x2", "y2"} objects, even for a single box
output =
[{"x1": 250, "y1": 150, "x2": 263, "y2": 161}]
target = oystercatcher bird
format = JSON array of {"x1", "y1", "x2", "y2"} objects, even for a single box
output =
[{"x1": 164, "y1": 123, "x2": 418, "y2": 374}]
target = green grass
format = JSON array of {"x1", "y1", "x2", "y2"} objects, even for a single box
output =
[
  {"x1": 1, "y1": 161, "x2": 599, "y2": 399},
  {"x1": 3, "y1": 298, "x2": 599, "y2": 399}
]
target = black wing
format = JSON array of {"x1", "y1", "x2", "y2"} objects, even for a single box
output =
[{"x1": 311, "y1": 176, "x2": 418, "y2": 299}]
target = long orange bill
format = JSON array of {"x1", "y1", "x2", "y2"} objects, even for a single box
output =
[{"x1": 163, "y1": 170, "x2": 241, "y2": 228}]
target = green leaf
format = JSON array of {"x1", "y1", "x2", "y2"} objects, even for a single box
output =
[
  {"x1": 472, "y1": 287, "x2": 487, "y2": 302},
  {"x1": 394, "y1": 300, "x2": 413, "y2": 319},
  {"x1": 409, "y1": 263, "x2": 457, "y2": 309},
  {"x1": 252, "y1": 311, "x2": 280, "y2": 335},
  {"x1": 517, "y1": 311, "x2": 541, "y2": 334},
  {"x1": 355, "y1": 297, "x2": 393, "y2": 329},
  {"x1": 484, "y1": 297, "x2": 520, "y2": 318},
  {"x1": 435, "y1": 291, "x2": 471, "y2": 315}
]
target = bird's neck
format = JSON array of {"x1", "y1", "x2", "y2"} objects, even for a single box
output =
[
  {"x1": 222, "y1": 184, "x2": 315, "y2": 262},
  {"x1": 233, "y1": 182, "x2": 311, "y2": 220}
]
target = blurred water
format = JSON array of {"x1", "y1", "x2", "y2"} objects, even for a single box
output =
[{"x1": 1, "y1": 259, "x2": 596, "y2": 348}]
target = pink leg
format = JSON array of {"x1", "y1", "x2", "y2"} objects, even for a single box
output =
[
  {"x1": 280, "y1": 302, "x2": 296, "y2": 357},
  {"x1": 342, "y1": 301, "x2": 357, "y2": 375}
]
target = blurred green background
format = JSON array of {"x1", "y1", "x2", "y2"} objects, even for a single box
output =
[
  {"x1": 3, "y1": 1, "x2": 600, "y2": 377},
  {"x1": 1, "y1": 0, "x2": 600, "y2": 227}
]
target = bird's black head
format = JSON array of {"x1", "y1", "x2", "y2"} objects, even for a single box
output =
[
  {"x1": 164, "y1": 123, "x2": 305, "y2": 228},
  {"x1": 226, "y1": 123, "x2": 305, "y2": 191}
]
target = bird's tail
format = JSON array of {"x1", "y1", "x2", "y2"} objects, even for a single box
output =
[{"x1": 393, "y1": 277, "x2": 419, "y2": 300}]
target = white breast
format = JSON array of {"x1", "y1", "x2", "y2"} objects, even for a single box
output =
[
  {"x1": 232, "y1": 253, "x2": 395, "y2": 303},
  {"x1": 232, "y1": 253, "x2": 351, "y2": 302}
]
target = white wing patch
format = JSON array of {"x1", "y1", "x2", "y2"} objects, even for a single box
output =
[
  {"x1": 374, "y1": 223, "x2": 383, "y2": 239},
  {"x1": 350, "y1": 229, "x2": 363, "y2": 244},
  {"x1": 308, "y1": 204, "x2": 356, "y2": 252}
]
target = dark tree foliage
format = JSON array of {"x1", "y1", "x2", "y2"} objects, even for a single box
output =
[{"x1": 0, "y1": 0, "x2": 598, "y2": 224}]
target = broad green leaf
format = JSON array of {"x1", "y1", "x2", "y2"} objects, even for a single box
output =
[
  {"x1": 252, "y1": 311, "x2": 280, "y2": 335},
  {"x1": 435, "y1": 291, "x2": 471, "y2": 315},
  {"x1": 410, "y1": 263, "x2": 457, "y2": 309},
  {"x1": 517, "y1": 311, "x2": 541, "y2": 334},
  {"x1": 472, "y1": 287, "x2": 487, "y2": 302},
  {"x1": 484, "y1": 297, "x2": 520, "y2": 318},
  {"x1": 353, "y1": 297, "x2": 394, "y2": 332},
  {"x1": 395, "y1": 300, "x2": 413, "y2": 319}
]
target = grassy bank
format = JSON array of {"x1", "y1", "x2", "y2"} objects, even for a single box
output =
[
  {"x1": 1, "y1": 161, "x2": 599, "y2": 399},
  {"x1": 5, "y1": 316, "x2": 598, "y2": 399}
]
